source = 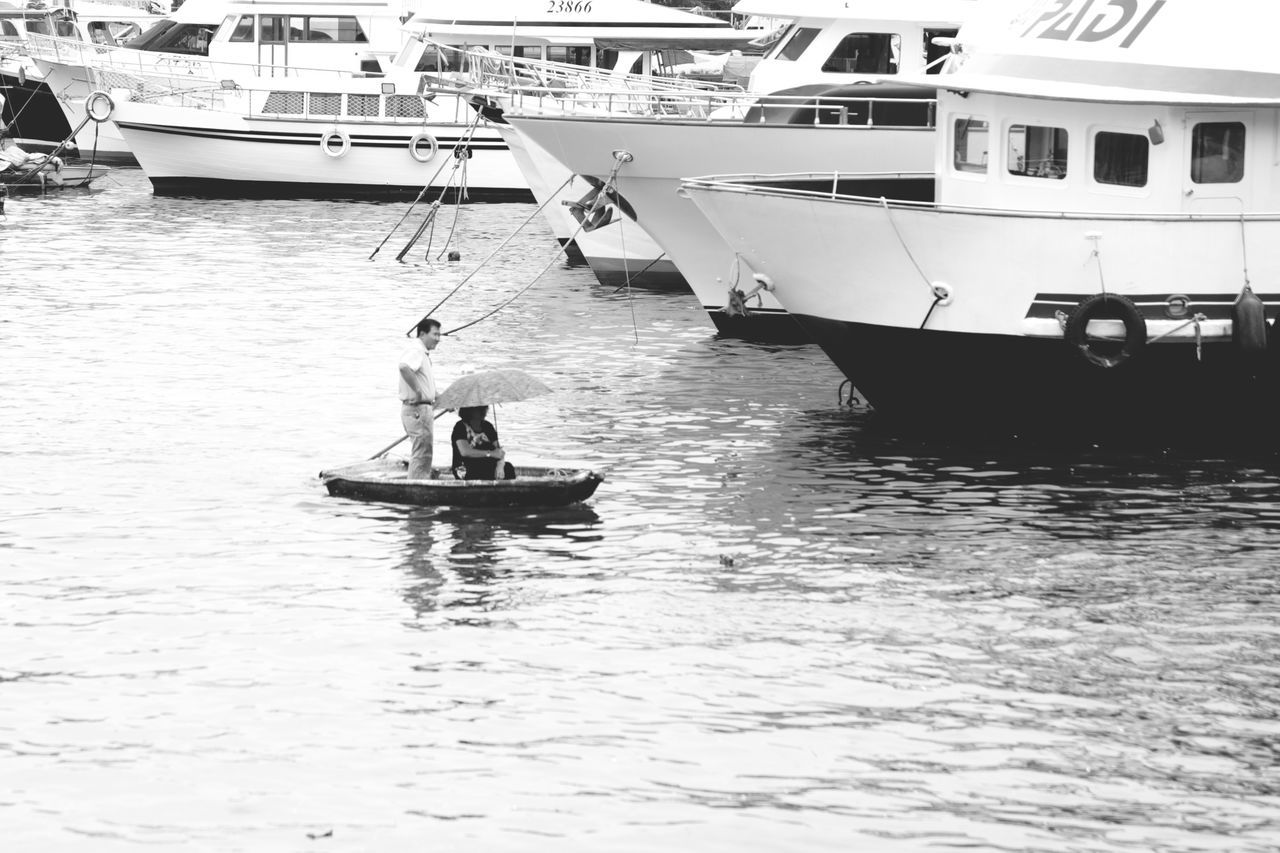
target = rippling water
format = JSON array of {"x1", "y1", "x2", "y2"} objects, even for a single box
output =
[{"x1": 3, "y1": 170, "x2": 1280, "y2": 852}]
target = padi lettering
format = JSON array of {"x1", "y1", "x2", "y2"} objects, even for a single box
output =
[
  {"x1": 546, "y1": 0, "x2": 592, "y2": 11},
  {"x1": 1021, "y1": 0, "x2": 1166, "y2": 48}
]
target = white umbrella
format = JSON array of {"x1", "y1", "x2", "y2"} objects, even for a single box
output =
[{"x1": 435, "y1": 368, "x2": 552, "y2": 410}]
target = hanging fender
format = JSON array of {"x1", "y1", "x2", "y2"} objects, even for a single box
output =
[
  {"x1": 1232, "y1": 284, "x2": 1268, "y2": 353},
  {"x1": 1064, "y1": 292, "x2": 1147, "y2": 368},
  {"x1": 408, "y1": 131, "x2": 437, "y2": 163},
  {"x1": 320, "y1": 129, "x2": 350, "y2": 158}
]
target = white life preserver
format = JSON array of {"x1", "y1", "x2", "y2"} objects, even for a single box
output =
[
  {"x1": 408, "y1": 131, "x2": 437, "y2": 164},
  {"x1": 85, "y1": 90, "x2": 114, "y2": 123},
  {"x1": 320, "y1": 129, "x2": 350, "y2": 158}
]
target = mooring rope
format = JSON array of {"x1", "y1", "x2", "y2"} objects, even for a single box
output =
[
  {"x1": 369, "y1": 109, "x2": 486, "y2": 260},
  {"x1": 610, "y1": 252, "x2": 667, "y2": 294},
  {"x1": 418, "y1": 172, "x2": 577, "y2": 321}
]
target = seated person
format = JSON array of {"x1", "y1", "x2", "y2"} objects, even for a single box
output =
[
  {"x1": 451, "y1": 406, "x2": 516, "y2": 480},
  {"x1": 0, "y1": 124, "x2": 61, "y2": 181}
]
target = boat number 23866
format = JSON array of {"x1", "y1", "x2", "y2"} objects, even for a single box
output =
[
  {"x1": 1020, "y1": 0, "x2": 1166, "y2": 48},
  {"x1": 547, "y1": 0, "x2": 593, "y2": 11}
]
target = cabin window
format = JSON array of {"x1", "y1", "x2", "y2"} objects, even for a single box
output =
[
  {"x1": 1191, "y1": 122, "x2": 1244, "y2": 184},
  {"x1": 125, "y1": 20, "x2": 211, "y2": 54},
  {"x1": 309, "y1": 93, "x2": 341, "y2": 116},
  {"x1": 546, "y1": 46, "x2": 591, "y2": 66},
  {"x1": 1, "y1": 21, "x2": 19, "y2": 37},
  {"x1": 598, "y1": 49, "x2": 643, "y2": 75},
  {"x1": 1094, "y1": 131, "x2": 1148, "y2": 187},
  {"x1": 88, "y1": 22, "x2": 111, "y2": 44},
  {"x1": 414, "y1": 46, "x2": 447, "y2": 73},
  {"x1": 348, "y1": 93, "x2": 379, "y2": 117},
  {"x1": 774, "y1": 26, "x2": 819, "y2": 61},
  {"x1": 55, "y1": 19, "x2": 79, "y2": 38},
  {"x1": 1007, "y1": 124, "x2": 1068, "y2": 179},
  {"x1": 954, "y1": 117, "x2": 989, "y2": 173},
  {"x1": 259, "y1": 16, "x2": 286, "y2": 44},
  {"x1": 821, "y1": 33, "x2": 900, "y2": 74},
  {"x1": 923, "y1": 28, "x2": 958, "y2": 74},
  {"x1": 386, "y1": 94, "x2": 425, "y2": 119},
  {"x1": 263, "y1": 91, "x2": 304, "y2": 114},
  {"x1": 303, "y1": 17, "x2": 367, "y2": 43},
  {"x1": 25, "y1": 19, "x2": 52, "y2": 36},
  {"x1": 229, "y1": 16, "x2": 253, "y2": 42},
  {"x1": 494, "y1": 45, "x2": 539, "y2": 60}
]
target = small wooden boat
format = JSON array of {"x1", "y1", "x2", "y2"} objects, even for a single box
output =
[{"x1": 319, "y1": 457, "x2": 604, "y2": 508}]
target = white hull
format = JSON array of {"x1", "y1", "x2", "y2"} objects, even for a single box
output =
[
  {"x1": 109, "y1": 92, "x2": 527, "y2": 198},
  {"x1": 507, "y1": 114, "x2": 935, "y2": 335},
  {"x1": 34, "y1": 59, "x2": 135, "y2": 162},
  {"x1": 685, "y1": 186, "x2": 1278, "y2": 336},
  {"x1": 682, "y1": 180, "x2": 1280, "y2": 426}
]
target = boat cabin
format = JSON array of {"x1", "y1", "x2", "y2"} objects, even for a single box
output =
[
  {"x1": 202, "y1": 0, "x2": 415, "y2": 74},
  {"x1": 735, "y1": 0, "x2": 972, "y2": 94},
  {"x1": 102, "y1": 0, "x2": 414, "y2": 71},
  {"x1": 928, "y1": 0, "x2": 1280, "y2": 214}
]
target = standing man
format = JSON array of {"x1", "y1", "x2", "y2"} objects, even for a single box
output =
[{"x1": 398, "y1": 316, "x2": 441, "y2": 480}]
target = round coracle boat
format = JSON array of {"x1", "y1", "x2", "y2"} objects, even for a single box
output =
[{"x1": 319, "y1": 456, "x2": 603, "y2": 508}]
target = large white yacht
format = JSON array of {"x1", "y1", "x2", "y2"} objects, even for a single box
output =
[
  {"x1": 502, "y1": 0, "x2": 971, "y2": 340},
  {"x1": 24, "y1": 0, "x2": 418, "y2": 162},
  {"x1": 87, "y1": 0, "x2": 753, "y2": 197},
  {"x1": 680, "y1": 0, "x2": 1280, "y2": 432}
]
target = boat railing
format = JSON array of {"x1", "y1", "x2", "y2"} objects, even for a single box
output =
[
  {"x1": 26, "y1": 34, "x2": 372, "y2": 83},
  {"x1": 422, "y1": 45, "x2": 936, "y2": 126},
  {"x1": 502, "y1": 87, "x2": 938, "y2": 128},
  {"x1": 421, "y1": 42, "x2": 746, "y2": 98},
  {"x1": 682, "y1": 172, "x2": 1280, "y2": 221},
  {"x1": 85, "y1": 65, "x2": 476, "y2": 124}
]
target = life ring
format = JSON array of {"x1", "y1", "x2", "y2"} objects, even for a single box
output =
[
  {"x1": 1063, "y1": 292, "x2": 1147, "y2": 368},
  {"x1": 84, "y1": 90, "x2": 114, "y2": 123},
  {"x1": 320, "y1": 129, "x2": 350, "y2": 158},
  {"x1": 408, "y1": 131, "x2": 437, "y2": 163}
]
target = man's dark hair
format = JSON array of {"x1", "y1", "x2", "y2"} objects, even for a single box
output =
[{"x1": 410, "y1": 316, "x2": 441, "y2": 337}]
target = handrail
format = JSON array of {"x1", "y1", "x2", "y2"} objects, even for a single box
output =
[{"x1": 680, "y1": 172, "x2": 1280, "y2": 221}]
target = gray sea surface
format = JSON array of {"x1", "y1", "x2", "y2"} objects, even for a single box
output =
[{"x1": 3, "y1": 169, "x2": 1280, "y2": 852}]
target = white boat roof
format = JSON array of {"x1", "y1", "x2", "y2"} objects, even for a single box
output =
[
  {"x1": 922, "y1": 0, "x2": 1280, "y2": 106},
  {"x1": 169, "y1": 0, "x2": 413, "y2": 26},
  {"x1": 731, "y1": 0, "x2": 977, "y2": 24},
  {"x1": 407, "y1": 0, "x2": 743, "y2": 43}
]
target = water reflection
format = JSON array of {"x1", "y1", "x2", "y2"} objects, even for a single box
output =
[
  {"x1": 397, "y1": 506, "x2": 603, "y2": 621},
  {"x1": 787, "y1": 407, "x2": 1280, "y2": 537}
]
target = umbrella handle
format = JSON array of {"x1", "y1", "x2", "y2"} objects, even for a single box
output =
[{"x1": 368, "y1": 409, "x2": 451, "y2": 460}]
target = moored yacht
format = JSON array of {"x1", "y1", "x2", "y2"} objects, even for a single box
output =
[
  {"x1": 502, "y1": 0, "x2": 970, "y2": 340},
  {"x1": 680, "y1": 0, "x2": 1280, "y2": 431},
  {"x1": 87, "y1": 0, "x2": 752, "y2": 198},
  {"x1": 403, "y1": 0, "x2": 759, "y2": 244},
  {"x1": 26, "y1": 0, "x2": 417, "y2": 163}
]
